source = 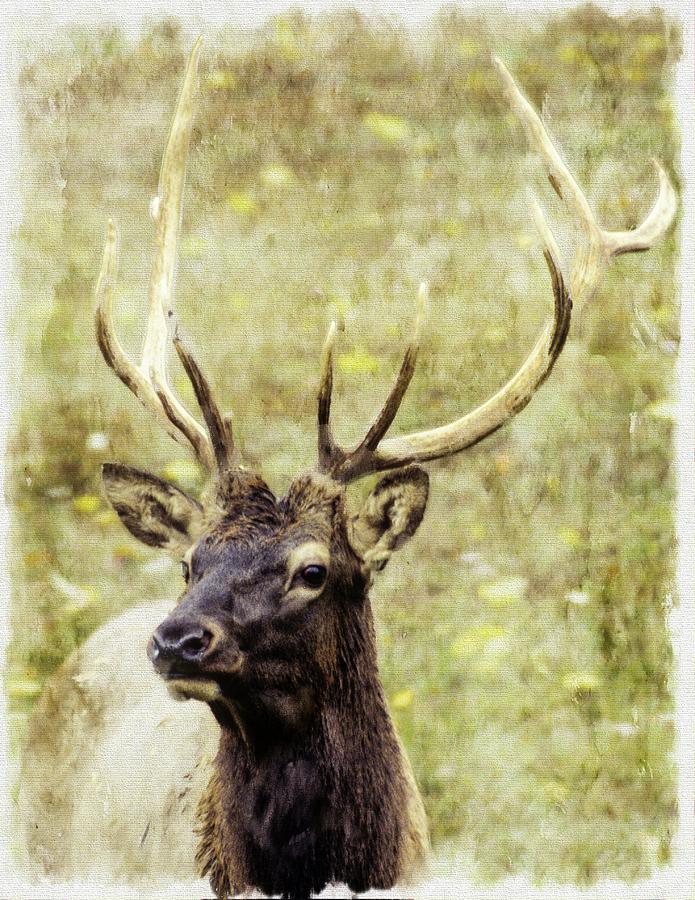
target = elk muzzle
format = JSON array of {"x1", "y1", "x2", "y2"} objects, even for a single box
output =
[
  {"x1": 147, "y1": 615, "x2": 243, "y2": 704},
  {"x1": 149, "y1": 614, "x2": 241, "y2": 672},
  {"x1": 148, "y1": 621, "x2": 215, "y2": 671}
]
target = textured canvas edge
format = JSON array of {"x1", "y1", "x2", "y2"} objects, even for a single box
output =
[{"x1": 0, "y1": 1, "x2": 691, "y2": 897}]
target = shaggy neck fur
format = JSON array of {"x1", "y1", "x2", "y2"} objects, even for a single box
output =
[{"x1": 195, "y1": 587, "x2": 412, "y2": 900}]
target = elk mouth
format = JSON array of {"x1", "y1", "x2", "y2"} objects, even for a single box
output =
[
  {"x1": 160, "y1": 655, "x2": 244, "y2": 702},
  {"x1": 164, "y1": 673, "x2": 224, "y2": 703}
]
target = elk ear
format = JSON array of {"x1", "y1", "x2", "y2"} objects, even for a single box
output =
[
  {"x1": 349, "y1": 467, "x2": 429, "y2": 572},
  {"x1": 101, "y1": 463, "x2": 205, "y2": 554}
]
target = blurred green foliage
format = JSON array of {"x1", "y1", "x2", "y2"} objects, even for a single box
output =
[{"x1": 7, "y1": 6, "x2": 680, "y2": 884}]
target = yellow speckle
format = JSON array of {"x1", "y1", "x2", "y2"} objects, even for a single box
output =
[
  {"x1": 95, "y1": 508, "x2": 118, "y2": 527},
  {"x1": 472, "y1": 654, "x2": 503, "y2": 677},
  {"x1": 562, "y1": 671, "x2": 601, "y2": 695},
  {"x1": 274, "y1": 17, "x2": 302, "y2": 61},
  {"x1": 483, "y1": 326, "x2": 507, "y2": 344},
  {"x1": 598, "y1": 30, "x2": 622, "y2": 49},
  {"x1": 477, "y1": 576, "x2": 528, "y2": 606},
  {"x1": 626, "y1": 66, "x2": 647, "y2": 84},
  {"x1": 413, "y1": 133, "x2": 436, "y2": 156},
  {"x1": 180, "y1": 235, "x2": 207, "y2": 260},
  {"x1": 227, "y1": 192, "x2": 257, "y2": 215},
  {"x1": 392, "y1": 689, "x2": 414, "y2": 710},
  {"x1": 558, "y1": 526, "x2": 583, "y2": 548},
  {"x1": 557, "y1": 45, "x2": 578, "y2": 64},
  {"x1": 450, "y1": 625, "x2": 506, "y2": 657},
  {"x1": 546, "y1": 475, "x2": 560, "y2": 496},
  {"x1": 636, "y1": 32, "x2": 665, "y2": 55},
  {"x1": 205, "y1": 69, "x2": 236, "y2": 90},
  {"x1": 260, "y1": 164, "x2": 296, "y2": 187},
  {"x1": 644, "y1": 401, "x2": 676, "y2": 421},
  {"x1": 73, "y1": 494, "x2": 101, "y2": 515},
  {"x1": 228, "y1": 291, "x2": 250, "y2": 310},
  {"x1": 653, "y1": 305, "x2": 673, "y2": 325},
  {"x1": 442, "y1": 218, "x2": 464, "y2": 238},
  {"x1": 334, "y1": 296, "x2": 352, "y2": 317},
  {"x1": 467, "y1": 523, "x2": 487, "y2": 541},
  {"x1": 160, "y1": 460, "x2": 202, "y2": 489},
  {"x1": 556, "y1": 45, "x2": 592, "y2": 67},
  {"x1": 6, "y1": 678, "x2": 42, "y2": 701},
  {"x1": 62, "y1": 585, "x2": 100, "y2": 616},
  {"x1": 113, "y1": 543, "x2": 143, "y2": 562},
  {"x1": 337, "y1": 349, "x2": 380, "y2": 375},
  {"x1": 543, "y1": 779, "x2": 570, "y2": 805},
  {"x1": 457, "y1": 39, "x2": 481, "y2": 59},
  {"x1": 515, "y1": 231, "x2": 535, "y2": 249},
  {"x1": 363, "y1": 112, "x2": 411, "y2": 144},
  {"x1": 173, "y1": 375, "x2": 196, "y2": 401},
  {"x1": 494, "y1": 453, "x2": 511, "y2": 476},
  {"x1": 465, "y1": 70, "x2": 488, "y2": 95},
  {"x1": 24, "y1": 550, "x2": 50, "y2": 568}
]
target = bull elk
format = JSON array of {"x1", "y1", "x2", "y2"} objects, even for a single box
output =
[{"x1": 18, "y1": 38, "x2": 675, "y2": 900}]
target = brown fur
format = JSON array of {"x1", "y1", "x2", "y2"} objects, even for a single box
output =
[{"x1": 102, "y1": 463, "x2": 430, "y2": 897}]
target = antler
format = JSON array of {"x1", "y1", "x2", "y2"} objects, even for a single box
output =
[
  {"x1": 492, "y1": 57, "x2": 677, "y2": 307},
  {"x1": 318, "y1": 210, "x2": 570, "y2": 482},
  {"x1": 96, "y1": 45, "x2": 675, "y2": 488},
  {"x1": 95, "y1": 38, "x2": 235, "y2": 478},
  {"x1": 317, "y1": 60, "x2": 676, "y2": 484}
]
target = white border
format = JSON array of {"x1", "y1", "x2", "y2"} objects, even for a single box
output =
[
  {"x1": 2, "y1": 0, "x2": 693, "y2": 30},
  {"x1": 0, "y1": 2, "x2": 692, "y2": 897},
  {"x1": 672, "y1": 0, "x2": 695, "y2": 892}
]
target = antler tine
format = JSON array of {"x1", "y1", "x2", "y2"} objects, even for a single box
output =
[
  {"x1": 358, "y1": 282, "x2": 428, "y2": 453},
  {"x1": 316, "y1": 283, "x2": 429, "y2": 481},
  {"x1": 95, "y1": 219, "x2": 211, "y2": 466},
  {"x1": 143, "y1": 37, "x2": 202, "y2": 381},
  {"x1": 142, "y1": 36, "x2": 224, "y2": 470},
  {"x1": 95, "y1": 38, "x2": 226, "y2": 476},
  {"x1": 602, "y1": 160, "x2": 677, "y2": 255},
  {"x1": 492, "y1": 56, "x2": 676, "y2": 306},
  {"x1": 317, "y1": 320, "x2": 339, "y2": 470},
  {"x1": 172, "y1": 331, "x2": 236, "y2": 475}
]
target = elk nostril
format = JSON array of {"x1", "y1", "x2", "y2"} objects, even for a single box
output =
[
  {"x1": 176, "y1": 628, "x2": 213, "y2": 661},
  {"x1": 149, "y1": 624, "x2": 215, "y2": 670},
  {"x1": 147, "y1": 632, "x2": 163, "y2": 663}
]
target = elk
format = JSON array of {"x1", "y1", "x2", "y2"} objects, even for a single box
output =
[{"x1": 18, "y1": 39, "x2": 676, "y2": 900}]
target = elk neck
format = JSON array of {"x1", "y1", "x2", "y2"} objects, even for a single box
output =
[{"x1": 195, "y1": 484, "x2": 413, "y2": 897}]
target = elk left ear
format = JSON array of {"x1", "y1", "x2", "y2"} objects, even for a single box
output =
[
  {"x1": 349, "y1": 467, "x2": 429, "y2": 572},
  {"x1": 101, "y1": 462, "x2": 205, "y2": 554}
]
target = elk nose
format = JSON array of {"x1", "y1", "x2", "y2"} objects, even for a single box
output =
[{"x1": 148, "y1": 623, "x2": 214, "y2": 670}]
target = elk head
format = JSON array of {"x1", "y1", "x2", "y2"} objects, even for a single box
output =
[{"x1": 95, "y1": 39, "x2": 675, "y2": 741}]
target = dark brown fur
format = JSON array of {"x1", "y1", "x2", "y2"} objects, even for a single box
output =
[{"x1": 103, "y1": 464, "x2": 430, "y2": 898}]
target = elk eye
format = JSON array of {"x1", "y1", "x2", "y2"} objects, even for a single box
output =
[
  {"x1": 299, "y1": 564, "x2": 327, "y2": 589},
  {"x1": 180, "y1": 560, "x2": 190, "y2": 583}
]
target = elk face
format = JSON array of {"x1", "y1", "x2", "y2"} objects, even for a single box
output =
[{"x1": 102, "y1": 463, "x2": 428, "y2": 733}]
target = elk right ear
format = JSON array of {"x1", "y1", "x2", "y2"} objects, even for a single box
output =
[
  {"x1": 349, "y1": 467, "x2": 429, "y2": 573},
  {"x1": 101, "y1": 463, "x2": 205, "y2": 553}
]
